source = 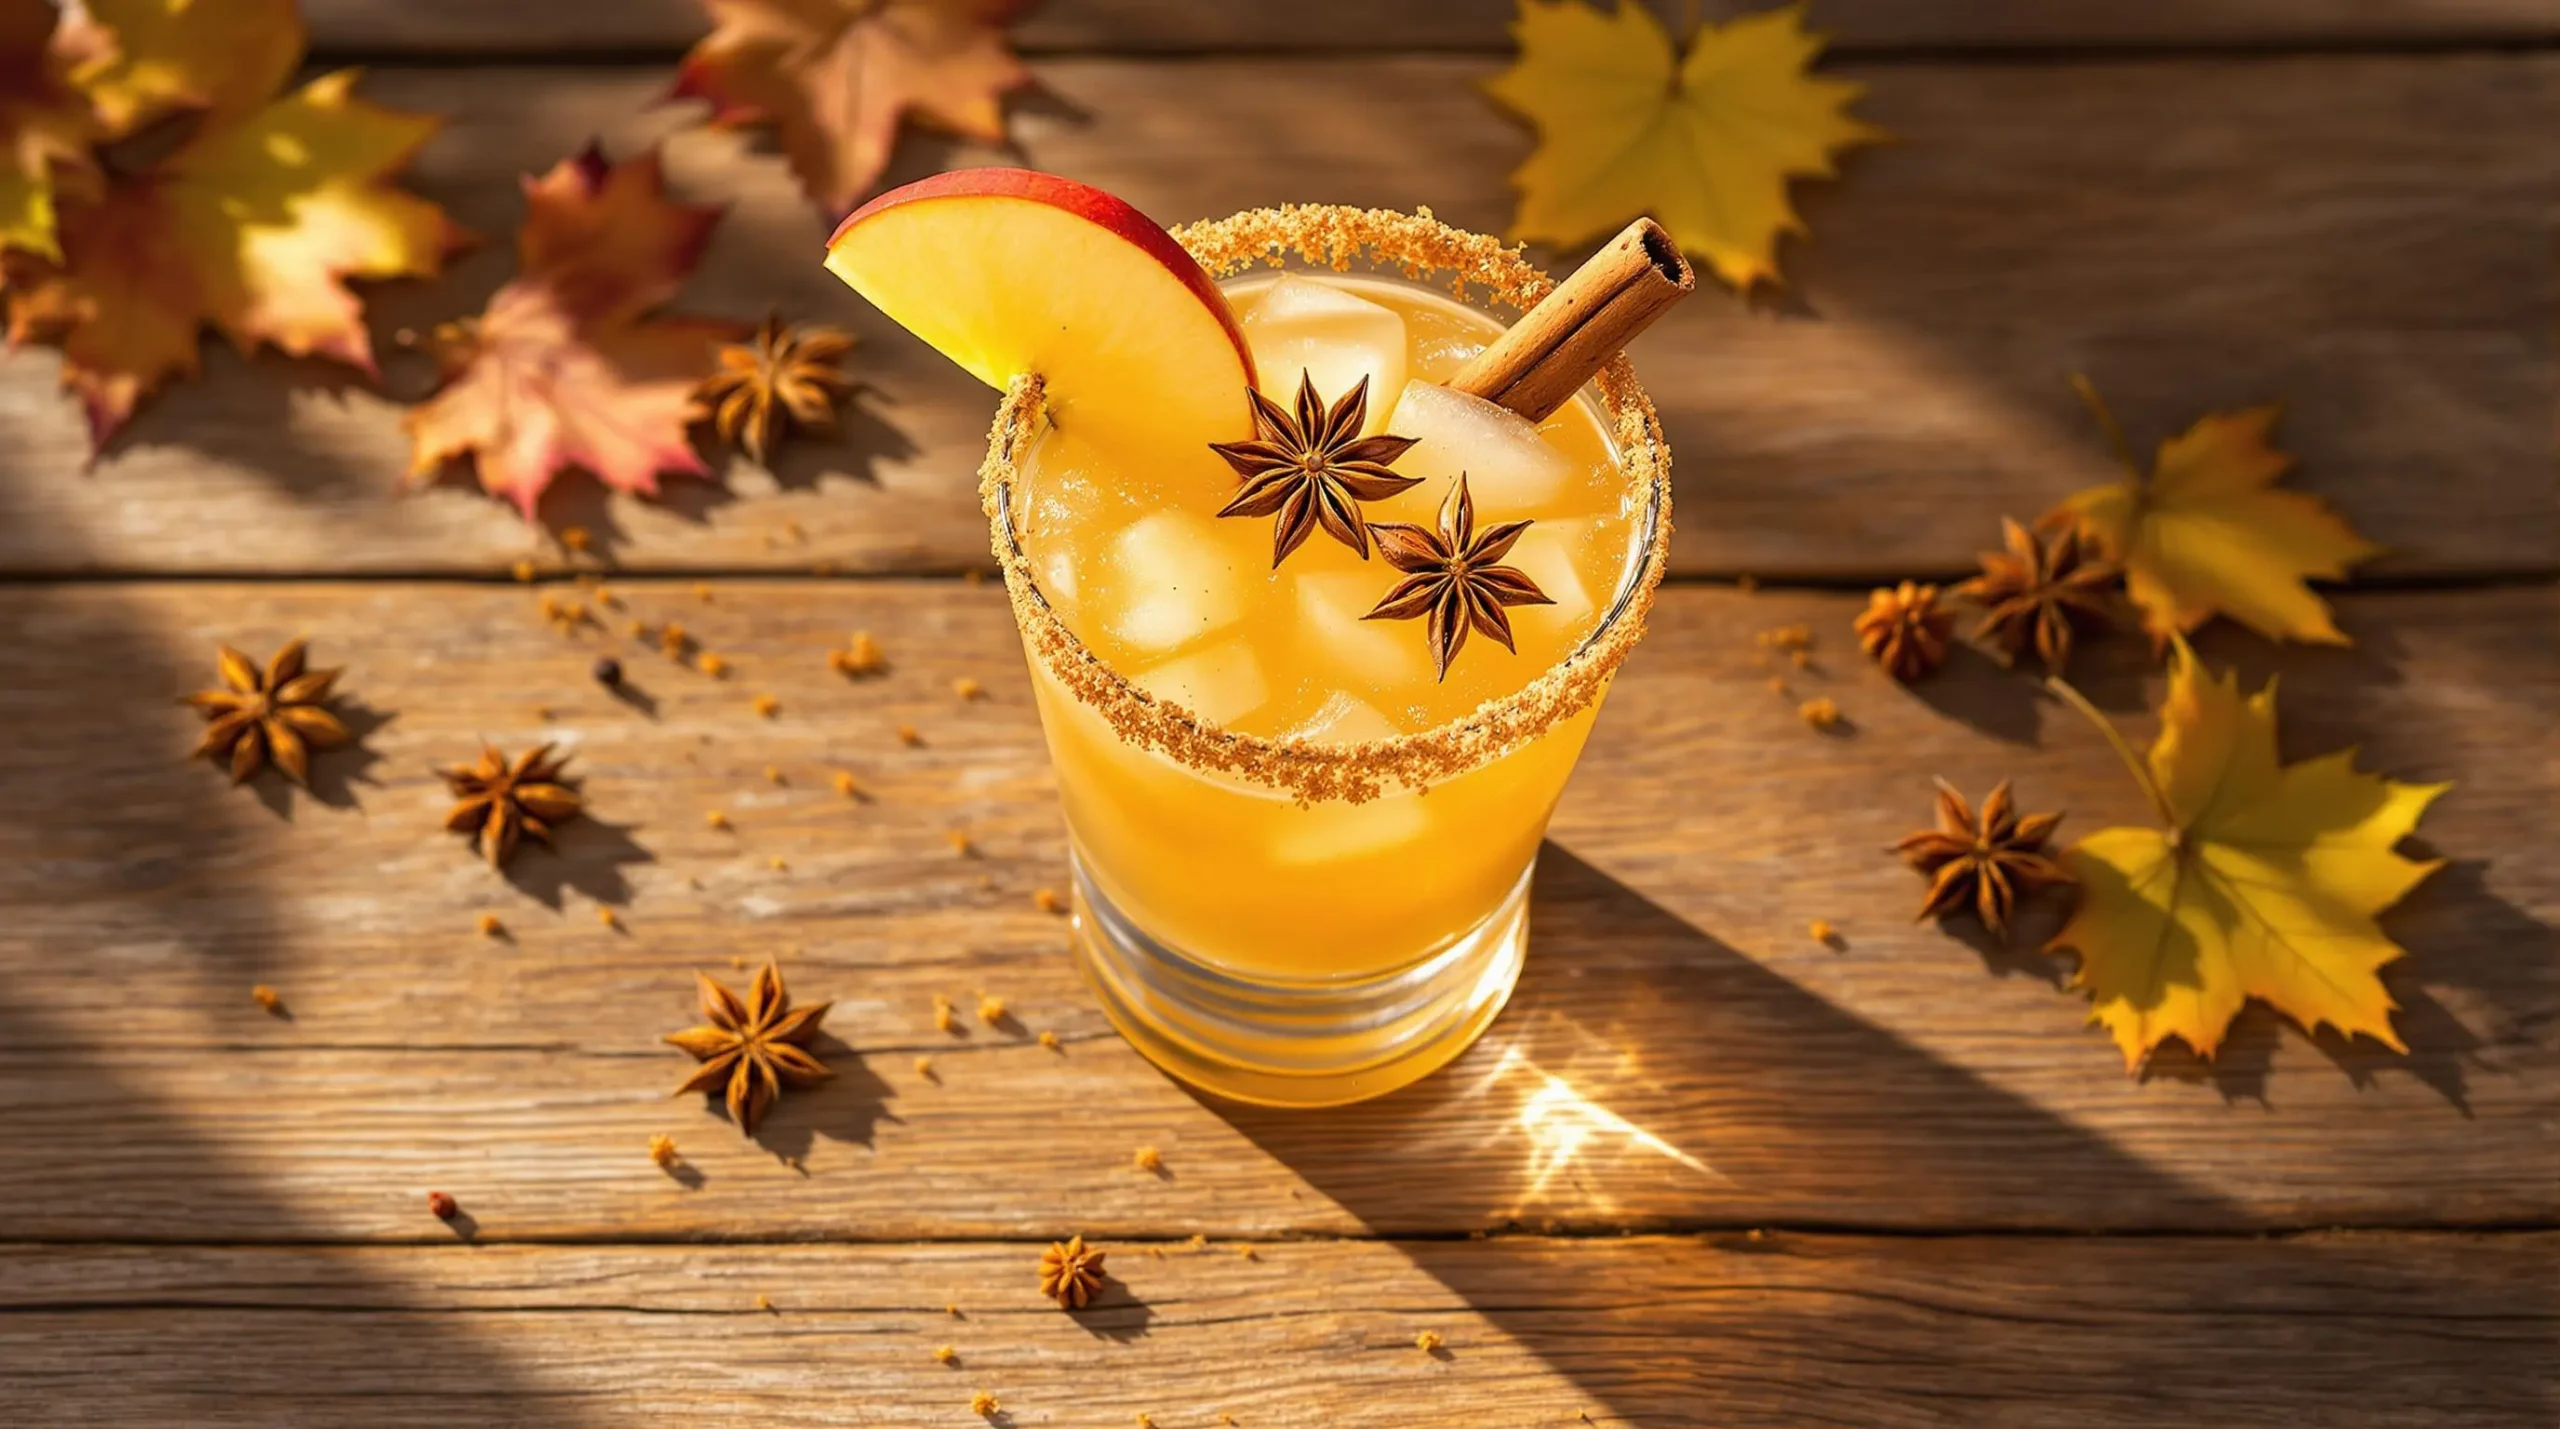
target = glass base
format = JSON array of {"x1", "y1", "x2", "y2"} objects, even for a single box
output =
[{"x1": 1068, "y1": 849, "x2": 1531, "y2": 1108}]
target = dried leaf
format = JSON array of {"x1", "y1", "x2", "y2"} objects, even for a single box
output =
[
  {"x1": 403, "y1": 145, "x2": 744, "y2": 517},
  {"x1": 672, "y1": 0, "x2": 1033, "y2": 216},
  {"x1": 2046, "y1": 376, "x2": 2380, "y2": 647},
  {"x1": 0, "y1": 0, "x2": 105, "y2": 262},
  {"x1": 2046, "y1": 643, "x2": 2448, "y2": 1071},
  {"x1": 6, "y1": 1, "x2": 455, "y2": 448},
  {"x1": 1484, "y1": 0, "x2": 1883, "y2": 290}
]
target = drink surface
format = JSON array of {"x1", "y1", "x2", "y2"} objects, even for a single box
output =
[{"x1": 1010, "y1": 273, "x2": 1638, "y2": 742}]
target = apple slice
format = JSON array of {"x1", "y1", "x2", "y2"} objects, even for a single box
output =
[{"x1": 825, "y1": 168, "x2": 1255, "y2": 464}]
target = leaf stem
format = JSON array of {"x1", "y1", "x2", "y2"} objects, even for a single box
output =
[
  {"x1": 2067, "y1": 371, "x2": 2144, "y2": 482},
  {"x1": 2044, "y1": 675, "x2": 2179, "y2": 833}
]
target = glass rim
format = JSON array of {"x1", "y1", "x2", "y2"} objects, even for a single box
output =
[{"x1": 979, "y1": 203, "x2": 1674, "y2": 805}]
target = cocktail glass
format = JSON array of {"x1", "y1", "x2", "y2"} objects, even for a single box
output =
[{"x1": 980, "y1": 206, "x2": 1671, "y2": 1107}]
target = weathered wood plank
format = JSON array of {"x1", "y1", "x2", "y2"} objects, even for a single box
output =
[
  {"x1": 2, "y1": 1235, "x2": 2552, "y2": 1426},
  {"x1": 4, "y1": 57, "x2": 2551, "y2": 578},
  {"x1": 296, "y1": 0, "x2": 2560, "y2": 56},
  {"x1": 1, "y1": 581, "x2": 2551, "y2": 1240}
]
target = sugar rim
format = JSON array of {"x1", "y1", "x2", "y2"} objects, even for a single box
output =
[{"x1": 978, "y1": 204, "x2": 1674, "y2": 805}]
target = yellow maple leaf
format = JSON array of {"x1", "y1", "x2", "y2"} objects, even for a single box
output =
[
  {"x1": 2045, "y1": 643, "x2": 2447, "y2": 1071},
  {"x1": 1484, "y1": 0, "x2": 1882, "y2": 289},
  {"x1": 8, "y1": 0, "x2": 456, "y2": 448},
  {"x1": 2046, "y1": 375, "x2": 2381, "y2": 647},
  {"x1": 673, "y1": 0, "x2": 1032, "y2": 216},
  {"x1": 73, "y1": 0, "x2": 304, "y2": 136},
  {"x1": 0, "y1": 0, "x2": 106, "y2": 261}
]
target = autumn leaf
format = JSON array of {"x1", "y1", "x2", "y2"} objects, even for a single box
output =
[
  {"x1": 2046, "y1": 375, "x2": 2381, "y2": 647},
  {"x1": 5, "y1": 0, "x2": 457, "y2": 447},
  {"x1": 0, "y1": 0, "x2": 105, "y2": 262},
  {"x1": 2045, "y1": 643, "x2": 2448, "y2": 1072},
  {"x1": 672, "y1": 0, "x2": 1033, "y2": 216},
  {"x1": 404, "y1": 145, "x2": 745, "y2": 518},
  {"x1": 72, "y1": 0, "x2": 304, "y2": 137},
  {"x1": 1484, "y1": 0, "x2": 1882, "y2": 290}
]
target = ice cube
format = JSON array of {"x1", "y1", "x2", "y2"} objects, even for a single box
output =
[
  {"x1": 1374, "y1": 380, "x2": 1578, "y2": 521},
  {"x1": 1104, "y1": 510, "x2": 1250, "y2": 655},
  {"x1": 1130, "y1": 641, "x2": 1269, "y2": 727},
  {"x1": 1500, "y1": 518, "x2": 1604, "y2": 638},
  {"x1": 1239, "y1": 276, "x2": 1407, "y2": 432},
  {"x1": 1030, "y1": 544, "x2": 1080, "y2": 626},
  {"x1": 1272, "y1": 789, "x2": 1432, "y2": 866},
  {"x1": 1293, "y1": 568, "x2": 1435, "y2": 692},
  {"x1": 1280, "y1": 691, "x2": 1403, "y2": 745}
]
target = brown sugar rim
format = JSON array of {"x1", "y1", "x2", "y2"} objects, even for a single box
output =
[{"x1": 978, "y1": 204, "x2": 1674, "y2": 805}]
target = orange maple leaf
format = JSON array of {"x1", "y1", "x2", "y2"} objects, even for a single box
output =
[
  {"x1": 403, "y1": 145, "x2": 745, "y2": 518},
  {"x1": 5, "y1": 0, "x2": 457, "y2": 449},
  {"x1": 672, "y1": 0, "x2": 1034, "y2": 216}
]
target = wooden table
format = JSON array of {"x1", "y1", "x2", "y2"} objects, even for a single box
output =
[{"x1": 5, "y1": 3, "x2": 2555, "y2": 1423}]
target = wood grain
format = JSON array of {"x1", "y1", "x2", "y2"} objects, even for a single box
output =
[
  {"x1": 3, "y1": 1234, "x2": 2552, "y2": 1426},
  {"x1": 2, "y1": 580, "x2": 2550, "y2": 1241},
  {"x1": 4, "y1": 57, "x2": 2550, "y2": 578},
  {"x1": 295, "y1": 0, "x2": 2560, "y2": 57}
]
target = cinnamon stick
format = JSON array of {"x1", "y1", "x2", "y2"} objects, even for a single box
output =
[{"x1": 1449, "y1": 218, "x2": 1694, "y2": 423}]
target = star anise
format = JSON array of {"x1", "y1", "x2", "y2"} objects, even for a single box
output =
[
  {"x1": 441, "y1": 743, "x2": 583, "y2": 868},
  {"x1": 1209, "y1": 372, "x2": 1422, "y2": 566},
  {"x1": 1038, "y1": 1234, "x2": 1107, "y2": 1309},
  {"x1": 1896, "y1": 779, "x2": 2073, "y2": 937},
  {"x1": 186, "y1": 639, "x2": 353, "y2": 785},
  {"x1": 1364, "y1": 474, "x2": 1553, "y2": 680},
  {"x1": 1957, "y1": 516, "x2": 2119, "y2": 670},
  {"x1": 1853, "y1": 581, "x2": 1953, "y2": 682},
  {"x1": 665, "y1": 962, "x2": 833, "y2": 1135},
  {"x1": 693, "y1": 313, "x2": 856, "y2": 464}
]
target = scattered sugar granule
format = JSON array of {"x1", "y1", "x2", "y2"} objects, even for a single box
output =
[
  {"x1": 953, "y1": 677, "x2": 984, "y2": 702},
  {"x1": 976, "y1": 994, "x2": 1005, "y2": 1025},
  {"x1": 1234, "y1": 1244, "x2": 1258, "y2": 1261},
  {"x1": 833, "y1": 770, "x2": 863, "y2": 798},
  {"x1": 969, "y1": 1391, "x2": 999, "y2": 1416},
  {"x1": 932, "y1": 995, "x2": 957, "y2": 1033},
  {"x1": 1132, "y1": 1146, "x2": 1162, "y2": 1174},
  {"x1": 753, "y1": 1293, "x2": 774, "y2": 1313},
  {"x1": 1809, "y1": 919, "x2": 1838, "y2": 945},
  {"x1": 1135, "y1": 1415, "x2": 1155, "y2": 1429},
  {"x1": 946, "y1": 830, "x2": 973, "y2": 856},
  {"x1": 1185, "y1": 1234, "x2": 1208, "y2": 1252},
  {"x1": 511, "y1": 559, "x2": 535, "y2": 583},
  {"x1": 251, "y1": 984, "x2": 282, "y2": 1014},
  {"x1": 763, "y1": 764, "x2": 785, "y2": 785},
  {"x1": 477, "y1": 913, "x2": 503, "y2": 937},
  {"x1": 914, "y1": 1057, "x2": 936, "y2": 1080},
  {"x1": 933, "y1": 1345, "x2": 956, "y2": 1364},
  {"x1": 1033, "y1": 887, "x2": 1065, "y2": 915},
  {"x1": 1037, "y1": 1030, "x2": 1060, "y2": 1051},
  {"x1": 427, "y1": 1191, "x2": 457, "y2": 1220},
  {"x1": 694, "y1": 583, "x2": 714, "y2": 603},
  {"x1": 752, "y1": 693, "x2": 779, "y2": 718},
  {"x1": 706, "y1": 810, "x2": 731, "y2": 831},
  {"x1": 648, "y1": 1134, "x2": 678, "y2": 1169},
  {"x1": 896, "y1": 723, "x2": 922, "y2": 746},
  {"x1": 768, "y1": 857, "x2": 788, "y2": 872},
  {"x1": 1799, "y1": 696, "x2": 1840, "y2": 730},
  {"x1": 560, "y1": 526, "x2": 591, "y2": 552},
  {"x1": 699, "y1": 652, "x2": 730, "y2": 678},
  {"x1": 842, "y1": 631, "x2": 885, "y2": 674},
  {"x1": 1415, "y1": 1329, "x2": 1445, "y2": 1353}
]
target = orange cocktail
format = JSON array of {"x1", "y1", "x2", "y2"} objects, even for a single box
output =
[{"x1": 828, "y1": 177, "x2": 1672, "y2": 1105}]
